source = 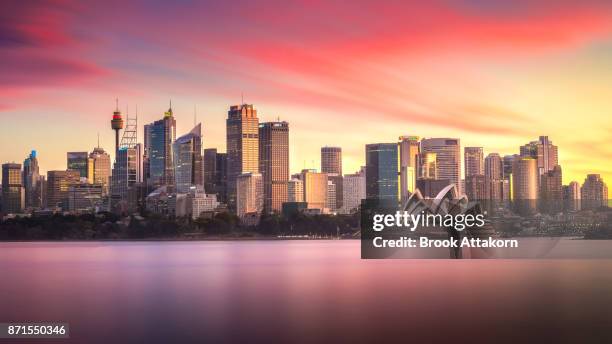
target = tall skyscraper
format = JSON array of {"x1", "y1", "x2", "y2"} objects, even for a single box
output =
[
  {"x1": 321, "y1": 147, "x2": 342, "y2": 175},
  {"x1": 421, "y1": 138, "x2": 461, "y2": 195},
  {"x1": 111, "y1": 145, "x2": 142, "y2": 212},
  {"x1": 342, "y1": 166, "x2": 366, "y2": 214},
  {"x1": 512, "y1": 157, "x2": 538, "y2": 214},
  {"x1": 464, "y1": 147, "x2": 484, "y2": 177},
  {"x1": 89, "y1": 147, "x2": 111, "y2": 196},
  {"x1": 581, "y1": 174, "x2": 608, "y2": 210},
  {"x1": 145, "y1": 104, "x2": 176, "y2": 189},
  {"x1": 540, "y1": 165, "x2": 563, "y2": 213},
  {"x1": 2, "y1": 163, "x2": 24, "y2": 214},
  {"x1": 365, "y1": 143, "x2": 399, "y2": 202},
  {"x1": 226, "y1": 104, "x2": 259, "y2": 211},
  {"x1": 236, "y1": 172, "x2": 263, "y2": 220},
  {"x1": 23, "y1": 150, "x2": 41, "y2": 209},
  {"x1": 46, "y1": 170, "x2": 80, "y2": 210},
  {"x1": 398, "y1": 136, "x2": 419, "y2": 201},
  {"x1": 320, "y1": 147, "x2": 343, "y2": 211},
  {"x1": 301, "y1": 169, "x2": 328, "y2": 210},
  {"x1": 173, "y1": 124, "x2": 203, "y2": 194},
  {"x1": 484, "y1": 153, "x2": 503, "y2": 200},
  {"x1": 563, "y1": 181, "x2": 581, "y2": 211},
  {"x1": 67, "y1": 152, "x2": 91, "y2": 181},
  {"x1": 259, "y1": 121, "x2": 289, "y2": 213},
  {"x1": 520, "y1": 136, "x2": 558, "y2": 176}
]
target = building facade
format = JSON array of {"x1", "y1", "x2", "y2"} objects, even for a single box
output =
[
  {"x1": 236, "y1": 172, "x2": 263, "y2": 220},
  {"x1": 47, "y1": 170, "x2": 80, "y2": 210},
  {"x1": 365, "y1": 143, "x2": 399, "y2": 202},
  {"x1": 581, "y1": 174, "x2": 608, "y2": 210},
  {"x1": 226, "y1": 104, "x2": 259, "y2": 211},
  {"x1": 398, "y1": 136, "x2": 419, "y2": 201},
  {"x1": 89, "y1": 147, "x2": 111, "y2": 196},
  {"x1": 144, "y1": 107, "x2": 176, "y2": 190},
  {"x1": 173, "y1": 124, "x2": 203, "y2": 194},
  {"x1": 23, "y1": 150, "x2": 42, "y2": 209},
  {"x1": 301, "y1": 169, "x2": 328, "y2": 210},
  {"x1": 420, "y1": 138, "x2": 461, "y2": 195},
  {"x1": 464, "y1": 147, "x2": 484, "y2": 178},
  {"x1": 2, "y1": 163, "x2": 24, "y2": 214},
  {"x1": 341, "y1": 167, "x2": 366, "y2": 214},
  {"x1": 259, "y1": 121, "x2": 289, "y2": 213}
]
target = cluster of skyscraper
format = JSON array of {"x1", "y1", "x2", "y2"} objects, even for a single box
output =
[
  {"x1": 0, "y1": 103, "x2": 609, "y2": 219},
  {"x1": 364, "y1": 135, "x2": 608, "y2": 214}
]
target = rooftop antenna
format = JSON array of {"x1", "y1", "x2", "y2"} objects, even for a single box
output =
[
  {"x1": 97, "y1": 132, "x2": 100, "y2": 148},
  {"x1": 241, "y1": 92, "x2": 244, "y2": 105},
  {"x1": 115, "y1": 97, "x2": 119, "y2": 111}
]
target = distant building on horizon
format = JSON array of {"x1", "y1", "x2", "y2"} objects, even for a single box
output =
[
  {"x1": 464, "y1": 147, "x2": 484, "y2": 178},
  {"x1": 520, "y1": 136, "x2": 558, "y2": 176},
  {"x1": 421, "y1": 138, "x2": 461, "y2": 195},
  {"x1": 581, "y1": 174, "x2": 608, "y2": 210},
  {"x1": 321, "y1": 146, "x2": 342, "y2": 175},
  {"x1": 563, "y1": 181, "x2": 581, "y2": 212},
  {"x1": 47, "y1": 170, "x2": 80, "y2": 210},
  {"x1": 89, "y1": 147, "x2": 111, "y2": 196},
  {"x1": 465, "y1": 174, "x2": 487, "y2": 201},
  {"x1": 203, "y1": 149, "x2": 227, "y2": 203},
  {"x1": 226, "y1": 104, "x2": 259, "y2": 212},
  {"x1": 365, "y1": 143, "x2": 399, "y2": 202},
  {"x1": 111, "y1": 145, "x2": 143, "y2": 213},
  {"x1": 236, "y1": 172, "x2": 263, "y2": 221},
  {"x1": 173, "y1": 123, "x2": 203, "y2": 194},
  {"x1": 2, "y1": 163, "x2": 24, "y2": 214},
  {"x1": 484, "y1": 153, "x2": 503, "y2": 201},
  {"x1": 342, "y1": 166, "x2": 366, "y2": 214},
  {"x1": 67, "y1": 152, "x2": 92, "y2": 182},
  {"x1": 23, "y1": 150, "x2": 42, "y2": 209},
  {"x1": 144, "y1": 105, "x2": 176, "y2": 190},
  {"x1": 287, "y1": 178, "x2": 304, "y2": 203},
  {"x1": 301, "y1": 169, "x2": 327, "y2": 210},
  {"x1": 259, "y1": 121, "x2": 289, "y2": 213},
  {"x1": 512, "y1": 157, "x2": 538, "y2": 214},
  {"x1": 398, "y1": 136, "x2": 419, "y2": 201}
]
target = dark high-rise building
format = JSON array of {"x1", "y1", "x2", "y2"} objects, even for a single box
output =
[
  {"x1": 321, "y1": 146, "x2": 342, "y2": 175},
  {"x1": 581, "y1": 174, "x2": 608, "y2": 210},
  {"x1": 23, "y1": 150, "x2": 42, "y2": 209},
  {"x1": 226, "y1": 104, "x2": 259, "y2": 211},
  {"x1": 203, "y1": 149, "x2": 227, "y2": 202},
  {"x1": 173, "y1": 124, "x2": 203, "y2": 193},
  {"x1": 259, "y1": 121, "x2": 289, "y2": 213},
  {"x1": 464, "y1": 147, "x2": 484, "y2": 178},
  {"x1": 398, "y1": 136, "x2": 419, "y2": 201},
  {"x1": 67, "y1": 152, "x2": 91, "y2": 181},
  {"x1": 47, "y1": 170, "x2": 80, "y2": 210},
  {"x1": 421, "y1": 138, "x2": 461, "y2": 195},
  {"x1": 144, "y1": 105, "x2": 176, "y2": 190},
  {"x1": 111, "y1": 144, "x2": 143, "y2": 213},
  {"x1": 365, "y1": 143, "x2": 399, "y2": 202},
  {"x1": 2, "y1": 163, "x2": 24, "y2": 214}
]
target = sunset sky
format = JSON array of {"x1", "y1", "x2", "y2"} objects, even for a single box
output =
[{"x1": 1, "y1": 0, "x2": 611, "y2": 185}]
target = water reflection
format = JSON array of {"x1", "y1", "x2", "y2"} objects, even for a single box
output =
[{"x1": 1, "y1": 241, "x2": 611, "y2": 343}]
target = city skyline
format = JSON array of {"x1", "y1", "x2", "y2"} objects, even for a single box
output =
[{"x1": 1, "y1": 1, "x2": 612, "y2": 184}]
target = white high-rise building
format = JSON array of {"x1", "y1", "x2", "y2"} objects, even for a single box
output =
[
  {"x1": 341, "y1": 167, "x2": 366, "y2": 214},
  {"x1": 236, "y1": 172, "x2": 263, "y2": 219}
]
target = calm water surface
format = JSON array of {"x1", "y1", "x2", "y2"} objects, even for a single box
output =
[{"x1": 1, "y1": 240, "x2": 612, "y2": 343}]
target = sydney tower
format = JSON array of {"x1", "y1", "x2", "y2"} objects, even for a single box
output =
[{"x1": 110, "y1": 99, "x2": 124, "y2": 158}]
